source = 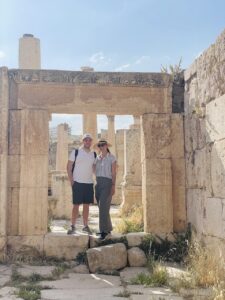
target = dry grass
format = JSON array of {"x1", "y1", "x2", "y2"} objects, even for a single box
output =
[
  {"x1": 171, "y1": 240, "x2": 225, "y2": 299},
  {"x1": 115, "y1": 205, "x2": 144, "y2": 234},
  {"x1": 187, "y1": 241, "x2": 225, "y2": 288}
]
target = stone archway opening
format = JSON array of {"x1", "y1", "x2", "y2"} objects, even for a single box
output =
[
  {"x1": 47, "y1": 112, "x2": 143, "y2": 235},
  {"x1": 0, "y1": 68, "x2": 186, "y2": 258}
]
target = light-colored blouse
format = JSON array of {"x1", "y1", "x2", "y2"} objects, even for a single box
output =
[{"x1": 95, "y1": 153, "x2": 116, "y2": 179}]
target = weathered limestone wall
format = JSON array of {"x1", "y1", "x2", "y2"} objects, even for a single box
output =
[
  {"x1": 0, "y1": 67, "x2": 9, "y2": 259},
  {"x1": 185, "y1": 29, "x2": 225, "y2": 249}
]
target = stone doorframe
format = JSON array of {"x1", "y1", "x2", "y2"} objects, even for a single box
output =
[{"x1": 0, "y1": 68, "x2": 186, "y2": 257}]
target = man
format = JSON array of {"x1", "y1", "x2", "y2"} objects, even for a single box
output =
[{"x1": 67, "y1": 133, "x2": 96, "y2": 234}]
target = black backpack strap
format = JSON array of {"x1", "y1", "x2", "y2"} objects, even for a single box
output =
[
  {"x1": 72, "y1": 149, "x2": 79, "y2": 173},
  {"x1": 94, "y1": 151, "x2": 97, "y2": 159}
]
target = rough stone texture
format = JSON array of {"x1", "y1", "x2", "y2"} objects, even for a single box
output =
[
  {"x1": 126, "y1": 232, "x2": 147, "y2": 247},
  {"x1": 171, "y1": 114, "x2": 186, "y2": 232},
  {"x1": 83, "y1": 113, "x2": 98, "y2": 143},
  {"x1": 89, "y1": 233, "x2": 125, "y2": 248},
  {"x1": 71, "y1": 264, "x2": 89, "y2": 274},
  {"x1": 50, "y1": 173, "x2": 72, "y2": 219},
  {"x1": 127, "y1": 247, "x2": 147, "y2": 267},
  {"x1": 0, "y1": 68, "x2": 9, "y2": 240},
  {"x1": 86, "y1": 243, "x2": 127, "y2": 273},
  {"x1": 0, "y1": 287, "x2": 22, "y2": 300},
  {"x1": 17, "y1": 265, "x2": 55, "y2": 277},
  {"x1": 107, "y1": 115, "x2": 116, "y2": 156},
  {"x1": 0, "y1": 237, "x2": 6, "y2": 261},
  {"x1": 120, "y1": 267, "x2": 149, "y2": 283},
  {"x1": 185, "y1": 29, "x2": 225, "y2": 245},
  {"x1": 0, "y1": 265, "x2": 12, "y2": 287},
  {"x1": 141, "y1": 114, "x2": 174, "y2": 234},
  {"x1": 40, "y1": 273, "x2": 123, "y2": 300},
  {"x1": 7, "y1": 235, "x2": 44, "y2": 257},
  {"x1": 44, "y1": 233, "x2": 89, "y2": 260},
  {"x1": 19, "y1": 35, "x2": 41, "y2": 69},
  {"x1": 114, "y1": 129, "x2": 125, "y2": 205},
  {"x1": 56, "y1": 123, "x2": 69, "y2": 171},
  {"x1": 121, "y1": 127, "x2": 142, "y2": 214}
]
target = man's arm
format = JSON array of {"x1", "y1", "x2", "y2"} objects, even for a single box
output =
[
  {"x1": 67, "y1": 160, "x2": 74, "y2": 186},
  {"x1": 111, "y1": 161, "x2": 117, "y2": 196}
]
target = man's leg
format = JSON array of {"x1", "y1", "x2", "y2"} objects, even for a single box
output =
[
  {"x1": 72, "y1": 204, "x2": 79, "y2": 225},
  {"x1": 83, "y1": 204, "x2": 89, "y2": 227}
]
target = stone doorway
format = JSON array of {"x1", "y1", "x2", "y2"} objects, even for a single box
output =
[{"x1": 0, "y1": 68, "x2": 186, "y2": 257}]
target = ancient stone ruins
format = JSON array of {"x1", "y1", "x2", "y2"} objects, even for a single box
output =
[{"x1": 0, "y1": 29, "x2": 225, "y2": 260}]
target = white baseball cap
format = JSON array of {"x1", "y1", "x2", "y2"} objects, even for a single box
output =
[{"x1": 82, "y1": 133, "x2": 93, "y2": 140}]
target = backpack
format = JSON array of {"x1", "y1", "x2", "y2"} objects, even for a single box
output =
[{"x1": 71, "y1": 149, "x2": 97, "y2": 173}]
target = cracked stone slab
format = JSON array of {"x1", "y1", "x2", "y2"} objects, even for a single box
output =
[
  {"x1": 40, "y1": 273, "x2": 121, "y2": 289},
  {"x1": 120, "y1": 267, "x2": 150, "y2": 283},
  {"x1": 0, "y1": 286, "x2": 22, "y2": 300},
  {"x1": 17, "y1": 264, "x2": 56, "y2": 277},
  {"x1": 127, "y1": 286, "x2": 184, "y2": 299},
  {"x1": 40, "y1": 273, "x2": 123, "y2": 300},
  {"x1": 0, "y1": 264, "x2": 12, "y2": 287}
]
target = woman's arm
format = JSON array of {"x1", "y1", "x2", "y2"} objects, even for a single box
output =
[
  {"x1": 111, "y1": 161, "x2": 117, "y2": 196},
  {"x1": 93, "y1": 163, "x2": 96, "y2": 175}
]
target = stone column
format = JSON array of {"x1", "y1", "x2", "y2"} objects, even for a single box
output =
[
  {"x1": 112, "y1": 129, "x2": 125, "y2": 205},
  {"x1": 133, "y1": 115, "x2": 141, "y2": 128},
  {"x1": 18, "y1": 109, "x2": 49, "y2": 235},
  {"x1": 107, "y1": 115, "x2": 116, "y2": 155},
  {"x1": 141, "y1": 113, "x2": 173, "y2": 234},
  {"x1": 83, "y1": 113, "x2": 97, "y2": 144},
  {"x1": 56, "y1": 123, "x2": 69, "y2": 171},
  {"x1": 0, "y1": 67, "x2": 9, "y2": 259},
  {"x1": 121, "y1": 127, "x2": 142, "y2": 214},
  {"x1": 19, "y1": 34, "x2": 41, "y2": 69}
]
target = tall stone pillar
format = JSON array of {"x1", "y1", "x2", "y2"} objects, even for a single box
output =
[
  {"x1": 121, "y1": 126, "x2": 142, "y2": 214},
  {"x1": 56, "y1": 123, "x2": 69, "y2": 171},
  {"x1": 0, "y1": 67, "x2": 9, "y2": 259},
  {"x1": 18, "y1": 109, "x2": 49, "y2": 235},
  {"x1": 107, "y1": 115, "x2": 116, "y2": 155},
  {"x1": 113, "y1": 129, "x2": 125, "y2": 205},
  {"x1": 19, "y1": 34, "x2": 41, "y2": 69},
  {"x1": 141, "y1": 113, "x2": 173, "y2": 234},
  {"x1": 133, "y1": 115, "x2": 141, "y2": 128},
  {"x1": 83, "y1": 113, "x2": 97, "y2": 144}
]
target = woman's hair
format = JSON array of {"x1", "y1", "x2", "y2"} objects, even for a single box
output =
[{"x1": 107, "y1": 147, "x2": 110, "y2": 153}]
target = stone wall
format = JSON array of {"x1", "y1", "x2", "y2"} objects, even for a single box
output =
[
  {"x1": 184, "y1": 29, "x2": 225, "y2": 250},
  {"x1": 0, "y1": 67, "x2": 9, "y2": 259}
]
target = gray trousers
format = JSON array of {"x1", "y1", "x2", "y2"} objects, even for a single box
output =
[{"x1": 95, "y1": 177, "x2": 113, "y2": 233}]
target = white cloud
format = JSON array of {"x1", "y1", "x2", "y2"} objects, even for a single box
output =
[
  {"x1": 89, "y1": 51, "x2": 111, "y2": 67},
  {"x1": 115, "y1": 63, "x2": 130, "y2": 71},
  {"x1": 0, "y1": 51, "x2": 6, "y2": 59},
  {"x1": 135, "y1": 55, "x2": 151, "y2": 65}
]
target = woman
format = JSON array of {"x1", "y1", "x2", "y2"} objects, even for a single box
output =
[{"x1": 94, "y1": 139, "x2": 117, "y2": 240}]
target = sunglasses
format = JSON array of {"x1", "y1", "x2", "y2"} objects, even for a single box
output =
[{"x1": 97, "y1": 143, "x2": 107, "y2": 148}]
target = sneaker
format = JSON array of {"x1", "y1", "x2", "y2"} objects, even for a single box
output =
[
  {"x1": 99, "y1": 232, "x2": 109, "y2": 240},
  {"x1": 67, "y1": 225, "x2": 76, "y2": 235},
  {"x1": 82, "y1": 225, "x2": 92, "y2": 234}
]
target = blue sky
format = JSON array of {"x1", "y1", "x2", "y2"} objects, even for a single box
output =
[{"x1": 0, "y1": 0, "x2": 224, "y2": 133}]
